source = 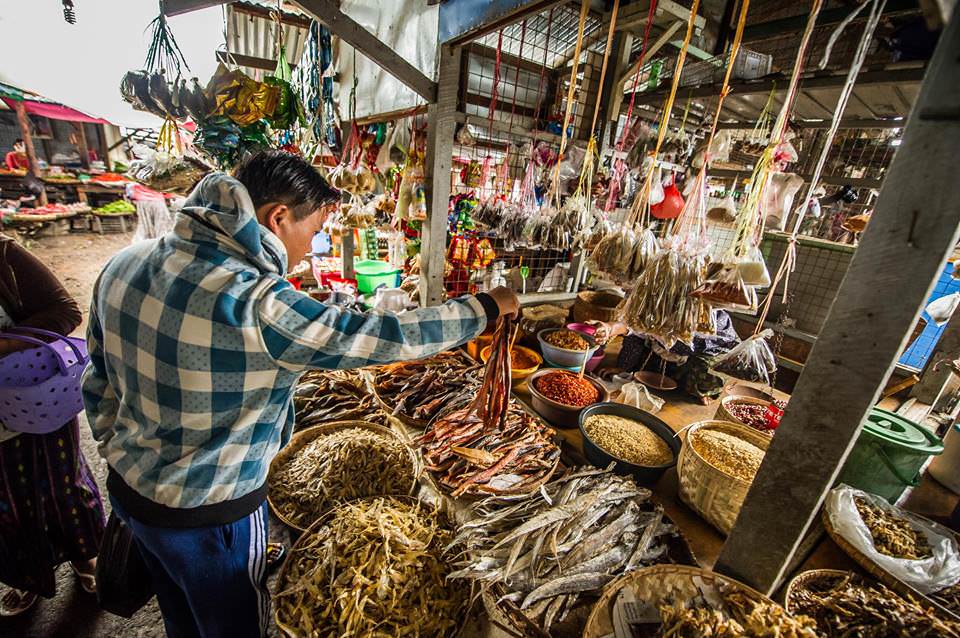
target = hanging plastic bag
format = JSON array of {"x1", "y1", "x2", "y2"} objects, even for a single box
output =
[
  {"x1": 616, "y1": 382, "x2": 665, "y2": 413},
  {"x1": 737, "y1": 245, "x2": 771, "y2": 287},
  {"x1": 707, "y1": 193, "x2": 737, "y2": 222},
  {"x1": 651, "y1": 174, "x2": 684, "y2": 219},
  {"x1": 711, "y1": 329, "x2": 777, "y2": 385},
  {"x1": 629, "y1": 226, "x2": 659, "y2": 278},
  {"x1": 692, "y1": 262, "x2": 758, "y2": 312},
  {"x1": 825, "y1": 485, "x2": 960, "y2": 595},
  {"x1": 926, "y1": 292, "x2": 960, "y2": 326},
  {"x1": 761, "y1": 172, "x2": 804, "y2": 231},
  {"x1": 375, "y1": 123, "x2": 396, "y2": 174}
]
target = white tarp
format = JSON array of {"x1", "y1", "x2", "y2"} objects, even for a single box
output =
[{"x1": 336, "y1": 0, "x2": 438, "y2": 119}]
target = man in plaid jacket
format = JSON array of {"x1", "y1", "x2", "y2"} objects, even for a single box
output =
[{"x1": 83, "y1": 151, "x2": 518, "y2": 637}]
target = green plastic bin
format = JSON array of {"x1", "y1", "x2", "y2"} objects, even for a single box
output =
[
  {"x1": 837, "y1": 408, "x2": 943, "y2": 503},
  {"x1": 353, "y1": 260, "x2": 401, "y2": 295}
]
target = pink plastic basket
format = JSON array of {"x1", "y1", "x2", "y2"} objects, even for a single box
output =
[{"x1": 0, "y1": 327, "x2": 88, "y2": 434}]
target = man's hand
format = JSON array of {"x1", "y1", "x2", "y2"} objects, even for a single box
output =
[{"x1": 486, "y1": 287, "x2": 520, "y2": 319}]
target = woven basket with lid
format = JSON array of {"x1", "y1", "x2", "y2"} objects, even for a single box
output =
[{"x1": 572, "y1": 290, "x2": 623, "y2": 323}]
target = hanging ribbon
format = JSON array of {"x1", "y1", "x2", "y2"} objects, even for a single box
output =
[
  {"x1": 550, "y1": 0, "x2": 591, "y2": 207},
  {"x1": 488, "y1": 29, "x2": 505, "y2": 142},
  {"x1": 507, "y1": 20, "x2": 528, "y2": 132},
  {"x1": 532, "y1": 8, "x2": 555, "y2": 126}
]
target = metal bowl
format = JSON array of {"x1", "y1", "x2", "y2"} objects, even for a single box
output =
[
  {"x1": 527, "y1": 368, "x2": 609, "y2": 428},
  {"x1": 537, "y1": 328, "x2": 600, "y2": 368},
  {"x1": 579, "y1": 402, "x2": 680, "y2": 486}
]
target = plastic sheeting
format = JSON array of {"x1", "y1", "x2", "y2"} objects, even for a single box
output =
[{"x1": 336, "y1": 0, "x2": 438, "y2": 119}]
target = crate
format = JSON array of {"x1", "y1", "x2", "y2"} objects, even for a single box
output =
[
  {"x1": 92, "y1": 214, "x2": 132, "y2": 234},
  {"x1": 680, "y1": 48, "x2": 772, "y2": 88}
]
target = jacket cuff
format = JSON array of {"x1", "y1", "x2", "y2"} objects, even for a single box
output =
[{"x1": 474, "y1": 293, "x2": 500, "y2": 322}]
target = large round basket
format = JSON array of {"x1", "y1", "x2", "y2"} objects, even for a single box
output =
[
  {"x1": 266, "y1": 420, "x2": 418, "y2": 532},
  {"x1": 715, "y1": 395, "x2": 775, "y2": 436},
  {"x1": 273, "y1": 495, "x2": 466, "y2": 638},
  {"x1": 783, "y1": 568, "x2": 852, "y2": 614},
  {"x1": 583, "y1": 564, "x2": 777, "y2": 638},
  {"x1": 572, "y1": 290, "x2": 623, "y2": 324},
  {"x1": 821, "y1": 506, "x2": 960, "y2": 620},
  {"x1": 677, "y1": 419, "x2": 771, "y2": 535}
]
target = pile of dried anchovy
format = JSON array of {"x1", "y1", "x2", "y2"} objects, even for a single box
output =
[
  {"x1": 448, "y1": 468, "x2": 681, "y2": 632},
  {"x1": 275, "y1": 497, "x2": 467, "y2": 637},
  {"x1": 293, "y1": 369, "x2": 386, "y2": 430},
  {"x1": 420, "y1": 402, "x2": 559, "y2": 497},
  {"x1": 374, "y1": 351, "x2": 481, "y2": 424},
  {"x1": 654, "y1": 590, "x2": 818, "y2": 638},
  {"x1": 269, "y1": 427, "x2": 414, "y2": 528},
  {"x1": 855, "y1": 496, "x2": 932, "y2": 560},
  {"x1": 934, "y1": 583, "x2": 960, "y2": 616},
  {"x1": 790, "y1": 572, "x2": 960, "y2": 637}
]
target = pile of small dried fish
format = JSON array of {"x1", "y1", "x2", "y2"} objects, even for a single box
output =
[
  {"x1": 420, "y1": 402, "x2": 559, "y2": 497},
  {"x1": 934, "y1": 582, "x2": 960, "y2": 616},
  {"x1": 375, "y1": 351, "x2": 481, "y2": 424},
  {"x1": 652, "y1": 590, "x2": 818, "y2": 638},
  {"x1": 790, "y1": 572, "x2": 960, "y2": 637},
  {"x1": 269, "y1": 427, "x2": 414, "y2": 528},
  {"x1": 293, "y1": 369, "x2": 386, "y2": 430},
  {"x1": 448, "y1": 468, "x2": 683, "y2": 632},
  {"x1": 855, "y1": 496, "x2": 933, "y2": 560},
  {"x1": 275, "y1": 497, "x2": 467, "y2": 637}
]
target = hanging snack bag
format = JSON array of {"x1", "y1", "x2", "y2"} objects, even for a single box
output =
[
  {"x1": 628, "y1": 226, "x2": 659, "y2": 279},
  {"x1": 737, "y1": 245, "x2": 771, "y2": 287},
  {"x1": 711, "y1": 329, "x2": 778, "y2": 386},
  {"x1": 691, "y1": 262, "x2": 758, "y2": 312}
]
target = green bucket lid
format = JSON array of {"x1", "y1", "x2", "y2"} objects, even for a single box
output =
[{"x1": 861, "y1": 408, "x2": 944, "y2": 454}]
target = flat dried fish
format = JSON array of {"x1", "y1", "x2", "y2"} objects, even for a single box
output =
[
  {"x1": 374, "y1": 351, "x2": 482, "y2": 424},
  {"x1": 293, "y1": 369, "x2": 387, "y2": 430}
]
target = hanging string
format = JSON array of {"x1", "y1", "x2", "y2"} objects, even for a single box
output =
[
  {"x1": 755, "y1": 0, "x2": 887, "y2": 329},
  {"x1": 532, "y1": 8, "x2": 555, "y2": 127},
  {"x1": 488, "y1": 29, "x2": 505, "y2": 142},
  {"x1": 587, "y1": 0, "x2": 621, "y2": 139},
  {"x1": 550, "y1": 0, "x2": 591, "y2": 207},
  {"x1": 507, "y1": 20, "x2": 528, "y2": 133}
]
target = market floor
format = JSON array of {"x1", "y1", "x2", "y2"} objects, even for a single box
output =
[{"x1": 1, "y1": 232, "x2": 287, "y2": 638}]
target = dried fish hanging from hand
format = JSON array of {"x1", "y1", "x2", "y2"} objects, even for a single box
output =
[
  {"x1": 448, "y1": 468, "x2": 683, "y2": 633},
  {"x1": 274, "y1": 497, "x2": 468, "y2": 638}
]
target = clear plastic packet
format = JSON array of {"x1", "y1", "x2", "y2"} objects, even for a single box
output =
[
  {"x1": 711, "y1": 329, "x2": 777, "y2": 385},
  {"x1": 628, "y1": 226, "x2": 658, "y2": 279},
  {"x1": 707, "y1": 193, "x2": 737, "y2": 222},
  {"x1": 737, "y1": 245, "x2": 771, "y2": 287},
  {"x1": 691, "y1": 262, "x2": 758, "y2": 312}
]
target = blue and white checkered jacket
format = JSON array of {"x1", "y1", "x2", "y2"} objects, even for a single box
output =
[{"x1": 83, "y1": 173, "x2": 488, "y2": 525}]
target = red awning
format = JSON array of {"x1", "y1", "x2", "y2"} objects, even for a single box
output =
[{"x1": 2, "y1": 98, "x2": 110, "y2": 125}]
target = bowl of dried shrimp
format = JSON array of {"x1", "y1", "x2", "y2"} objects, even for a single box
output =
[
  {"x1": 274, "y1": 496, "x2": 469, "y2": 638},
  {"x1": 267, "y1": 421, "x2": 418, "y2": 532},
  {"x1": 579, "y1": 402, "x2": 680, "y2": 486},
  {"x1": 538, "y1": 328, "x2": 601, "y2": 368}
]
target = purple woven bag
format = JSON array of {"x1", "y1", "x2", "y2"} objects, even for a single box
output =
[{"x1": 0, "y1": 327, "x2": 89, "y2": 434}]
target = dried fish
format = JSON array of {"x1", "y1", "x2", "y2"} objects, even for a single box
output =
[
  {"x1": 449, "y1": 468, "x2": 679, "y2": 633},
  {"x1": 654, "y1": 589, "x2": 818, "y2": 638},
  {"x1": 374, "y1": 350, "x2": 482, "y2": 424},
  {"x1": 269, "y1": 427, "x2": 414, "y2": 528},
  {"x1": 275, "y1": 497, "x2": 468, "y2": 637},
  {"x1": 293, "y1": 369, "x2": 387, "y2": 430},
  {"x1": 790, "y1": 572, "x2": 960, "y2": 638},
  {"x1": 855, "y1": 496, "x2": 933, "y2": 560}
]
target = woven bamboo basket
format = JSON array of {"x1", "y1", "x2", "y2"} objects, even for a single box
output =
[
  {"x1": 583, "y1": 564, "x2": 777, "y2": 638},
  {"x1": 273, "y1": 495, "x2": 467, "y2": 638},
  {"x1": 715, "y1": 395, "x2": 775, "y2": 436},
  {"x1": 677, "y1": 419, "x2": 771, "y2": 535},
  {"x1": 572, "y1": 290, "x2": 623, "y2": 324},
  {"x1": 266, "y1": 420, "x2": 418, "y2": 532},
  {"x1": 783, "y1": 568, "x2": 853, "y2": 614},
  {"x1": 821, "y1": 507, "x2": 960, "y2": 620}
]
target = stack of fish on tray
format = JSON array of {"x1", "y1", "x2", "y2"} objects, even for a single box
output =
[
  {"x1": 418, "y1": 320, "x2": 560, "y2": 498},
  {"x1": 292, "y1": 369, "x2": 386, "y2": 430},
  {"x1": 448, "y1": 467, "x2": 687, "y2": 634},
  {"x1": 374, "y1": 351, "x2": 482, "y2": 425}
]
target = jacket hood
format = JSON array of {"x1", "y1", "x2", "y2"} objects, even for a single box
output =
[{"x1": 176, "y1": 172, "x2": 288, "y2": 275}]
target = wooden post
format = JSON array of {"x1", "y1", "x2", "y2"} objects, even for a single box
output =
[
  {"x1": 420, "y1": 44, "x2": 461, "y2": 307},
  {"x1": 13, "y1": 100, "x2": 47, "y2": 206},
  {"x1": 98, "y1": 124, "x2": 113, "y2": 172},
  {"x1": 74, "y1": 122, "x2": 90, "y2": 169},
  {"x1": 714, "y1": 9, "x2": 960, "y2": 594}
]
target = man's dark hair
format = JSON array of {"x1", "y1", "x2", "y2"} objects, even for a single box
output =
[{"x1": 233, "y1": 150, "x2": 339, "y2": 220}]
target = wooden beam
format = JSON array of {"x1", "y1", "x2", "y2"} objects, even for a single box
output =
[
  {"x1": 216, "y1": 50, "x2": 298, "y2": 73},
  {"x1": 743, "y1": 0, "x2": 919, "y2": 40},
  {"x1": 615, "y1": 21, "x2": 683, "y2": 91},
  {"x1": 464, "y1": 93, "x2": 538, "y2": 120},
  {"x1": 231, "y1": 2, "x2": 313, "y2": 29},
  {"x1": 292, "y1": 0, "x2": 438, "y2": 102},
  {"x1": 716, "y1": 116, "x2": 907, "y2": 130},
  {"x1": 97, "y1": 124, "x2": 113, "y2": 172},
  {"x1": 442, "y1": 0, "x2": 567, "y2": 46},
  {"x1": 163, "y1": 0, "x2": 229, "y2": 16},
  {"x1": 421, "y1": 45, "x2": 461, "y2": 306},
  {"x1": 714, "y1": 9, "x2": 960, "y2": 594},
  {"x1": 13, "y1": 101, "x2": 46, "y2": 206},
  {"x1": 74, "y1": 123, "x2": 90, "y2": 170}
]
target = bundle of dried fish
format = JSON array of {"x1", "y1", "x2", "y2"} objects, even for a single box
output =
[
  {"x1": 790, "y1": 572, "x2": 960, "y2": 637},
  {"x1": 448, "y1": 468, "x2": 683, "y2": 633},
  {"x1": 269, "y1": 427, "x2": 414, "y2": 528},
  {"x1": 654, "y1": 590, "x2": 818, "y2": 638},
  {"x1": 855, "y1": 496, "x2": 933, "y2": 560},
  {"x1": 293, "y1": 369, "x2": 386, "y2": 429},
  {"x1": 275, "y1": 497, "x2": 467, "y2": 637},
  {"x1": 374, "y1": 351, "x2": 482, "y2": 425}
]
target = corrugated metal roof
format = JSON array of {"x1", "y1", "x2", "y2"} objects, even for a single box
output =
[{"x1": 224, "y1": 2, "x2": 309, "y2": 80}]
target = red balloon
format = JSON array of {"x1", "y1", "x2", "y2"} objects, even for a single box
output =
[{"x1": 651, "y1": 180, "x2": 685, "y2": 219}]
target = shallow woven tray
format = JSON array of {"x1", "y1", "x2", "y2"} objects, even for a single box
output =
[
  {"x1": 583, "y1": 564, "x2": 778, "y2": 638},
  {"x1": 266, "y1": 420, "x2": 418, "y2": 532},
  {"x1": 783, "y1": 568, "x2": 854, "y2": 614}
]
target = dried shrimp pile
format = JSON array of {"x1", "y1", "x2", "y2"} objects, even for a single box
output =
[
  {"x1": 374, "y1": 351, "x2": 481, "y2": 424},
  {"x1": 293, "y1": 369, "x2": 386, "y2": 430},
  {"x1": 275, "y1": 497, "x2": 468, "y2": 637},
  {"x1": 449, "y1": 469, "x2": 683, "y2": 633},
  {"x1": 654, "y1": 590, "x2": 818, "y2": 638},
  {"x1": 855, "y1": 496, "x2": 933, "y2": 560},
  {"x1": 790, "y1": 572, "x2": 960, "y2": 637},
  {"x1": 269, "y1": 427, "x2": 414, "y2": 528}
]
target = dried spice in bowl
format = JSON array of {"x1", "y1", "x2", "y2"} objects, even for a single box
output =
[
  {"x1": 855, "y1": 496, "x2": 933, "y2": 560},
  {"x1": 534, "y1": 371, "x2": 600, "y2": 407},
  {"x1": 544, "y1": 329, "x2": 590, "y2": 351},
  {"x1": 583, "y1": 414, "x2": 673, "y2": 466}
]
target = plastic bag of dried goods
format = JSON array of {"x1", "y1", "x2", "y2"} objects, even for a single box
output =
[
  {"x1": 737, "y1": 246, "x2": 771, "y2": 287},
  {"x1": 711, "y1": 329, "x2": 777, "y2": 385},
  {"x1": 927, "y1": 292, "x2": 960, "y2": 326},
  {"x1": 616, "y1": 382, "x2": 664, "y2": 413},
  {"x1": 691, "y1": 262, "x2": 758, "y2": 312}
]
